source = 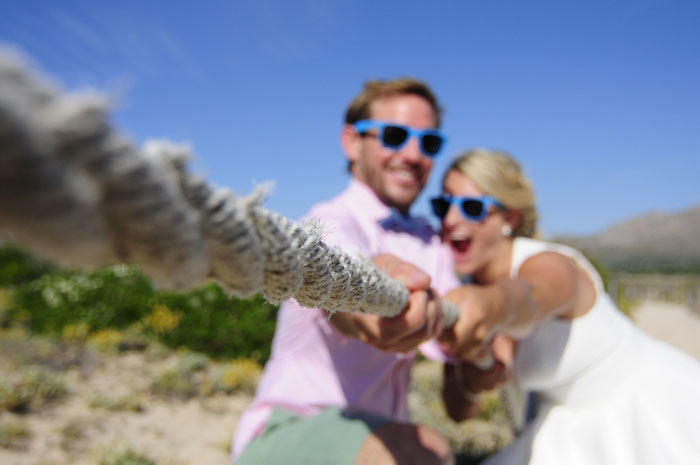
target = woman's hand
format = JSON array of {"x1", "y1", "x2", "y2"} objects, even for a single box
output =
[
  {"x1": 438, "y1": 285, "x2": 503, "y2": 361},
  {"x1": 442, "y1": 333, "x2": 516, "y2": 422}
]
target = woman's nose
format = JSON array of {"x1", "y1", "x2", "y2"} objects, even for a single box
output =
[{"x1": 443, "y1": 203, "x2": 463, "y2": 226}]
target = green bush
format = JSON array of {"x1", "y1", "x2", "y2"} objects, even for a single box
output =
[
  {"x1": 0, "y1": 244, "x2": 278, "y2": 362},
  {"x1": 152, "y1": 285, "x2": 278, "y2": 361},
  {"x1": 586, "y1": 256, "x2": 611, "y2": 292},
  {"x1": 9, "y1": 264, "x2": 154, "y2": 333},
  {"x1": 0, "y1": 245, "x2": 57, "y2": 287}
]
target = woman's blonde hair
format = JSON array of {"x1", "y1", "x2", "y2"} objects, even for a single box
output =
[{"x1": 444, "y1": 148, "x2": 539, "y2": 238}]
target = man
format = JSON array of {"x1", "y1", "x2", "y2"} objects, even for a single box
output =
[{"x1": 233, "y1": 78, "x2": 460, "y2": 465}]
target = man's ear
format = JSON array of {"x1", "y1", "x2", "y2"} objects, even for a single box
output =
[{"x1": 341, "y1": 124, "x2": 361, "y2": 165}]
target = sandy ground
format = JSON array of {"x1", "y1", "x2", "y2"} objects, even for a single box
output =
[
  {"x1": 633, "y1": 300, "x2": 700, "y2": 361},
  {"x1": 0, "y1": 350, "x2": 252, "y2": 465},
  {"x1": 1, "y1": 300, "x2": 699, "y2": 465}
]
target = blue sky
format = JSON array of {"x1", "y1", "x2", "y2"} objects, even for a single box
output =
[{"x1": 2, "y1": 0, "x2": 698, "y2": 237}]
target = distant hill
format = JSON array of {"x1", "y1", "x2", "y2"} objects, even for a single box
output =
[{"x1": 554, "y1": 205, "x2": 700, "y2": 273}]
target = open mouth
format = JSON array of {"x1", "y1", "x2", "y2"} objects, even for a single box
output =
[{"x1": 451, "y1": 238, "x2": 471, "y2": 254}]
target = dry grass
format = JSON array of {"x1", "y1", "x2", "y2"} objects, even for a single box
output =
[
  {"x1": 408, "y1": 359, "x2": 515, "y2": 460},
  {"x1": 0, "y1": 328, "x2": 261, "y2": 465},
  {"x1": 0, "y1": 325, "x2": 516, "y2": 464},
  {"x1": 0, "y1": 420, "x2": 31, "y2": 449}
]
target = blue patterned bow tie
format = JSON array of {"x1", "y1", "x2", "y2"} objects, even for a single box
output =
[{"x1": 378, "y1": 210, "x2": 421, "y2": 234}]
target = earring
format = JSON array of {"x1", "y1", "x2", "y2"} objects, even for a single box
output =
[{"x1": 501, "y1": 224, "x2": 512, "y2": 237}]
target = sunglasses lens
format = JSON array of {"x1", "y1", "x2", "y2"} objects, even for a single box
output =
[
  {"x1": 431, "y1": 197, "x2": 451, "y2": 219},
  {"x1": 382, "y1": 126, "x2": 409, "y2": 148},
  {"x1": 421, "y1": 134, "x2": 443, "y2": 155},
  {"x1": 461, "y1": 200, "x2": 485, "y2": 220}
]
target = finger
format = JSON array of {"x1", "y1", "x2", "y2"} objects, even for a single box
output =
[
  {"x1": 425, "y1": 292, "x2": 444, "y2": 339},
  {"x1": 351, "y1": 314, "x2": 381, "y2": 345},
  {"x1": 380, "y1": 289, "x2": 429, "y2": 342},
  {"x1": 492, "y1": 333, "x2": 517, "y2": 368},
  {"x1": 373, "y1": 254, "x2": 430, "y2": 291}
]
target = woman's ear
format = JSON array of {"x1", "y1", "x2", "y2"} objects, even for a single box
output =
[{"x1": 506, "y1": 209, "x2": 522, "y2": 231}]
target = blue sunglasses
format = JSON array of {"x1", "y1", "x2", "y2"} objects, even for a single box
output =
[
  {"x1": 353, "y1": 119, "x2": 446, "y2": 157},
  {"x1": 431, "y1": 195, "x2": 506, "y2": 223}
]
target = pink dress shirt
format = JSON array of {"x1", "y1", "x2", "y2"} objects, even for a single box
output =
[{"x1": 232, "y1": 178, "x2": 459, "y2": 458}]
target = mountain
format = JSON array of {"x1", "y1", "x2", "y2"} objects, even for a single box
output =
[{"x1": 553, "y1": 205, "x2": 700, "y2": 272}]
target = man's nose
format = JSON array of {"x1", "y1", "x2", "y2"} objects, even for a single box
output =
[{"x1": 399, "y1": 135, "x2": 424, "y2": 162}]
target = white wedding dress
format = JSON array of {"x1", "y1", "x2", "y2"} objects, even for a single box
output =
[{"x1": 482, "y1": 237, "x2": 700, "y2": 465}]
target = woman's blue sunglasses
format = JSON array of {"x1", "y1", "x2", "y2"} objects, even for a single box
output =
[
  {"x1": 353, "y1": 120, "x2": 446, "y2": 157},
  {"x1": 431, "y1": 195, "x2": 506, "y2": 223}
]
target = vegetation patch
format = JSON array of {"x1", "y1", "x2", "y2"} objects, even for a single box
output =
[
  {"x1": 0, "y1": 365, "x2": 68, "y2": 412},
  {"x1": 0, "y1": 244, "x2": 278, "y2": 362},
  {"x1": 409, "y1": 359, "x2": 514, "y2": 459},
  {"x1": 87, "y1": 393, "x2": 144, "y2": 412},
  {"x1": 0, "y1": 419, "x2": 31, "y2": 449},
  {"x1": 96, "y1": 445, "x2": 158, "y2": 465},
  {"x1": 205, "y1": 359, "x2": 262, "y2": 395}
]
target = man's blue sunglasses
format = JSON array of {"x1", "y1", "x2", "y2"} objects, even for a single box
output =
[
  {"x1": 353, "y1": 120, "x2": 446, "y2": 157},
  {"x1": 431, "y1": 195, "x2": 506, "y2": 223}
]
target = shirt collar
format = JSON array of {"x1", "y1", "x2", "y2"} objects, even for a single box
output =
[
  {"x1": 346, "y1": 178, "x2": 393, "y2": 223},
  {"x1": 347, "y1": 178, "x2": 432, "y2": 236}
]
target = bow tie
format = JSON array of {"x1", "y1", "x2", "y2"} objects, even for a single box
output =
[{"x1": 378, "y1": 210, "x2": 422, "y2": 234}]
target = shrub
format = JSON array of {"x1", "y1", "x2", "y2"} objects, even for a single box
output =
[
  {"x1": 0, "y1": 328, "x2": 86, "y2": 371},
  {"x1": 87, "y1": 393, "x2": 144, "y2": 412},
  {"x1": 0, "y1": 365, "x2": 68, "y2": 412},
  {"x1": 207, "y1": 359, "x2": 262, "y2": 395},
  {"x1": 0, "y1": 244, "x2": 278, "y2": 362},
  {"x1": 150, "y1": 350, "x2": 209, "y2": 399},
  {"x1": 151, "y1": 283, "x2": 278, "y2": 361},
  {"x1": 151, "y1": 367, "x2": 199, "y2": 399},
  {"x1": 87, "y1": 328, "x2": 125, "y2": 352},
  {"x1": 0, "y1": 244, "x2": 56, "y2": 286},
  {"x1": 9, "y1": 264, "x2": 155, "y2": 334}
]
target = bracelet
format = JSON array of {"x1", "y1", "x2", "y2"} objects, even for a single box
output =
[{"x1": 452, "y1": 363, "x2": 482, "y2": 403}]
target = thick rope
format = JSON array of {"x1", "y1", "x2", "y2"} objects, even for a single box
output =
[{"x1": 0, "y1": 47, "x2": 461, "y2": 327}]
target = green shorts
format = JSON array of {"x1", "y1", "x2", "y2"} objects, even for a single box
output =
[{"x1": 235, "y1": 406, "x2": 391, "y2": 465}]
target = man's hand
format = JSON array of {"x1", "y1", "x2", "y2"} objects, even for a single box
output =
[{"x1": 327, "y1": 254, "x2": 444, "y2": 353}]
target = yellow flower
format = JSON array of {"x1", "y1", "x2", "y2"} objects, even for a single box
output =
[
  {"x1": 144, "y1": 304, "x2": 182, "y2": 334},
  {"x1": 87, "y1": 328, "x2": 123, "y2": 351},
  {"x1": 216, "y1": 359, "x2": 262, "y2": 393},
  {"x1": 62, "y1": 322, "x2": 90, "y2": 341}
]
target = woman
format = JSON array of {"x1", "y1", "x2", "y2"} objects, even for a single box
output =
[{"x1": 435, "y1": 148, "x2": 700, "y2": 464}]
